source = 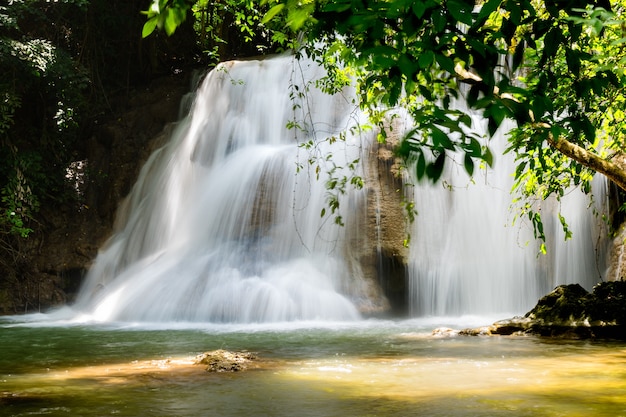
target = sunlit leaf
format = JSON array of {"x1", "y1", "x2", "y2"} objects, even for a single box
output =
[
  {"x1": 142, "y1": 16, "x2": 158, "y2": 38},
  {"x1": 262, "y1": 3, "x2": 285, "y2": 24}
]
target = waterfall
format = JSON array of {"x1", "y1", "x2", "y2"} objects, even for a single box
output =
[
  {"x1": 72, "y1": 54, "x2": 609, "y2": 323},
  {"x1": 73, "y1": 55, "x2": 377, "y2": 323},
  {"x1": 408, "y1": 119, "x2": 609, "y2": 316}
]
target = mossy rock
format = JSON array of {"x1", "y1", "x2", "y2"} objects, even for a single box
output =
[
  {"x1": 525, "y1": 284, "x2": 589, "y2": 324},
  {"x1": 490, "y1": 282, "x2": 626, "y2": 339},
  {"x1": 586, "y1": 281, "x2": 626, "y2": 325}
]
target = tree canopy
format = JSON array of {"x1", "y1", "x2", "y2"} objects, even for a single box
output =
[
  {"x1": 144, "y1": 0, "x2": 626, "y2": 238},
  {"x1": 6, "y1": 0, "x2": 626, "y2": 246}
]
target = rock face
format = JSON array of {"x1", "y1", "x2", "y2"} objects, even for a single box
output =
[
  {"x1": 487, "y1": 282, "x2": 626, "y2": 339},
  {"x1": 362, "y1": 120, "x2": 411, "y2": 315}
]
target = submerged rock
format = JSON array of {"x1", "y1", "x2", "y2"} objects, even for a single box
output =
[
  {"x1": 194, "y1": 350, "x2": 257, "y2": 372},
  {"x1": 482, "y1": 282, "x2": 626, "y2": 339}
]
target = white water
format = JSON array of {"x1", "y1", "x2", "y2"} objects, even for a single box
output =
[
  {"x1": 71, "y1": 55, "x2": 609, "y2": 323},
  {"x1": 73, "y1": 56, "x2": 374, "y2": 322},
  {"x1": 409, "y1": 122, "x2": 608, "y2": 316}
]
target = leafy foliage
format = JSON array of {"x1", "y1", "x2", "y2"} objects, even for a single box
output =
[
  {"x1": 0, "y1": 0, "x2": 90, "y2": 239},
  {"x1": 142, "y1": 0, "x2": 287, "y2": 62},
  {"x1": 142, "y1": 0, "x2": 626, "y2": 243},
  {"x1": 266, "y1": 0, "x2": 626, "y2": 241}
]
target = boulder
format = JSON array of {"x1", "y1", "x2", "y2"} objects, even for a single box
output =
[{"x1": 485, "y1": 282, "x2": 626, "y2": 339}]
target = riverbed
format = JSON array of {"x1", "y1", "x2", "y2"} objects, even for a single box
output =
[{"x1": 1, "y1": 316, "x2": 625, "y2": 416}]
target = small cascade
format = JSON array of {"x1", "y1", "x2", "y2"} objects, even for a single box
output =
[
  {"x1": 408, "y1": 122, "x2": 609, "y2": 316},
  {"x1": 73, "y1": 55, "x2": 378, "y2": 323}
]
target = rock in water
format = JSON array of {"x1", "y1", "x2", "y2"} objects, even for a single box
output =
[
  {"x1": 526, "y1": 283, "x2": 589, "y2": 324},
  {"x1": 489, "y1": 282, "x2": 626, "y2": 339},
  {"x1": 194, "y1": 350, "x2": 257, "y2": 372}
]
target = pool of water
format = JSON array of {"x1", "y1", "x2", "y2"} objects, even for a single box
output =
[{"x1": 1, "y1": 316, "x2": 626, "y2": 417}]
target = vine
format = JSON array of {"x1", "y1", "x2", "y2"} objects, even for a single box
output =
[{"x1": 288, "y1": 53, "x2": 369, "y2": 246}]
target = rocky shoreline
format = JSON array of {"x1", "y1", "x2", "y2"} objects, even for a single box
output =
[{"x1": 446, "y1": 281, "x2": 626, "y2": 340}]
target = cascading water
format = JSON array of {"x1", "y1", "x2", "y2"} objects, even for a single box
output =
[
  {"x1": 73, "y1": 55, "x2": 377, "y2": 323},
  {"x1": 71, "y1": 54, "x2": 609, "y2": 323},
  {"x1": 408, "y1": 119, "x2": 609, "y2": 316}
]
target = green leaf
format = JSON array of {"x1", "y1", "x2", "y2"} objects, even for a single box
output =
[
  {"x1": 467, "y1": 84, "x2": 480, "y2": 107},
  {"x1": 432, "y1": 9, "x2": 446, "y2": 33},
  {"x1": 426, "y1": 152, "x2": 446, "y2": 182},
  {"x1": 447, "y1": 0, "x2": 473, "y2": 25},
  {"x1": 418, "y1": 50, "x2": 435, "y2": 69},
  {"x1": 466, "y1": 137, "x2": 482, "y2": 157},
  {"x1": 512, "y1": 40, "x2": 525, "y2": 72},
  {"x1": 514, "y1": 160, "x2": 527, "y2": 178},
  {"x1": 464, "y1": 153, "x2": 474, "y2": 176},
  {"x1": 459, "y1": 113, "x2": 472, "y2": 128},
  {"x1": 164, "y1": 9, "x2": 177, "y2": 35},
  {"x1": 416, "y1": 150, "x2": 426, "y2": 180},
  {"x1": 483, "y1": 146, "x2": 494, "y2": 167},
  {"x1": 262, "y1": 3, "x2": 285, "y2": 24},
  {"x1": 541, "y1": 28, "x2": 561, "y2": 64},
  {"x1": 412, "y1": 1, "x2": 427, "y2": 18},
  {"x1": 434, "y1": 54, "x2": 455, "y2": 73},
  {"x1": 486, "y1": 103, "x2": 507, "y2": 136},
  {"x1": 531, "y1": 95, "x2": 552, "y2": 119},
  {"x1": 386, "y1": 77, "x2": 402, "y2": 106},
  {"x1": 398, "y1": 54, "x2": 417, "y2": 78},
  {"x1": 580, "y1": 117, "x2": 596, "y2": 142},
  {"x1": 565, "y1": 49, "x2": 580, "y2": 76},
  {"x1": 418, "y1": 85, "x2": 434, "y2": 101},
  {"x1": 431, "y1": 126, "x2": 454, "y2": 150},
  {"x1": 142, "y1": 17, "x2": 158, "y2": 38},
  {"x1": 475, "y1": 0, "x2": 502, "y2": 25}
]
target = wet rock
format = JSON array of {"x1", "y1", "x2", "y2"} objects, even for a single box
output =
[
  {"x1": 458, "y1": 326, "x2": 495, "y2": 336},
  {"x1": 432, "y1": 327, "x2": 459, "y2": 337},
  {"x1": 487, "y1": 282, "x2": 626, "y2": 339},
  {"x1": 488, "y1": 317, "x2": 533, "y2": 336},
  {"x1": 526, "y1": 283, "x2": 589, "y2": 324},
  {"x1": 194, "y1": 349, "x2": 257, "y2": 372}
]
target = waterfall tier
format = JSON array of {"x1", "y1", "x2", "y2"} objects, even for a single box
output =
[{"x1": 74, "y1": 56, "x2": 381, "y2": 322}]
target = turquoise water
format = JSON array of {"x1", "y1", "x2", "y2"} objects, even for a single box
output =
[{"x1": 1, "y1": 317, "x2": 626, "y2": 417}]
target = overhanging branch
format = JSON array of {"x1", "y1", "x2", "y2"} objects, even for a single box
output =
[{"x1": 547, "y1": 133, "x2": 626, "y2": 192}]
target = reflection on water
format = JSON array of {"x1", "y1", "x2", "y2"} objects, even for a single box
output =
[{"x1": 1, "y1": 318, "x2": 626, "y2": 417}]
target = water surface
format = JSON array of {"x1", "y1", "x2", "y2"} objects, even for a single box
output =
[{"x1": 2, "y1": 317, "x2": 625, "y2": 416}]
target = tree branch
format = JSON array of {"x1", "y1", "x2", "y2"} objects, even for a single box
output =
[{"x1": 547, "y1": 133, "x2": 626, "y2": 192}]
